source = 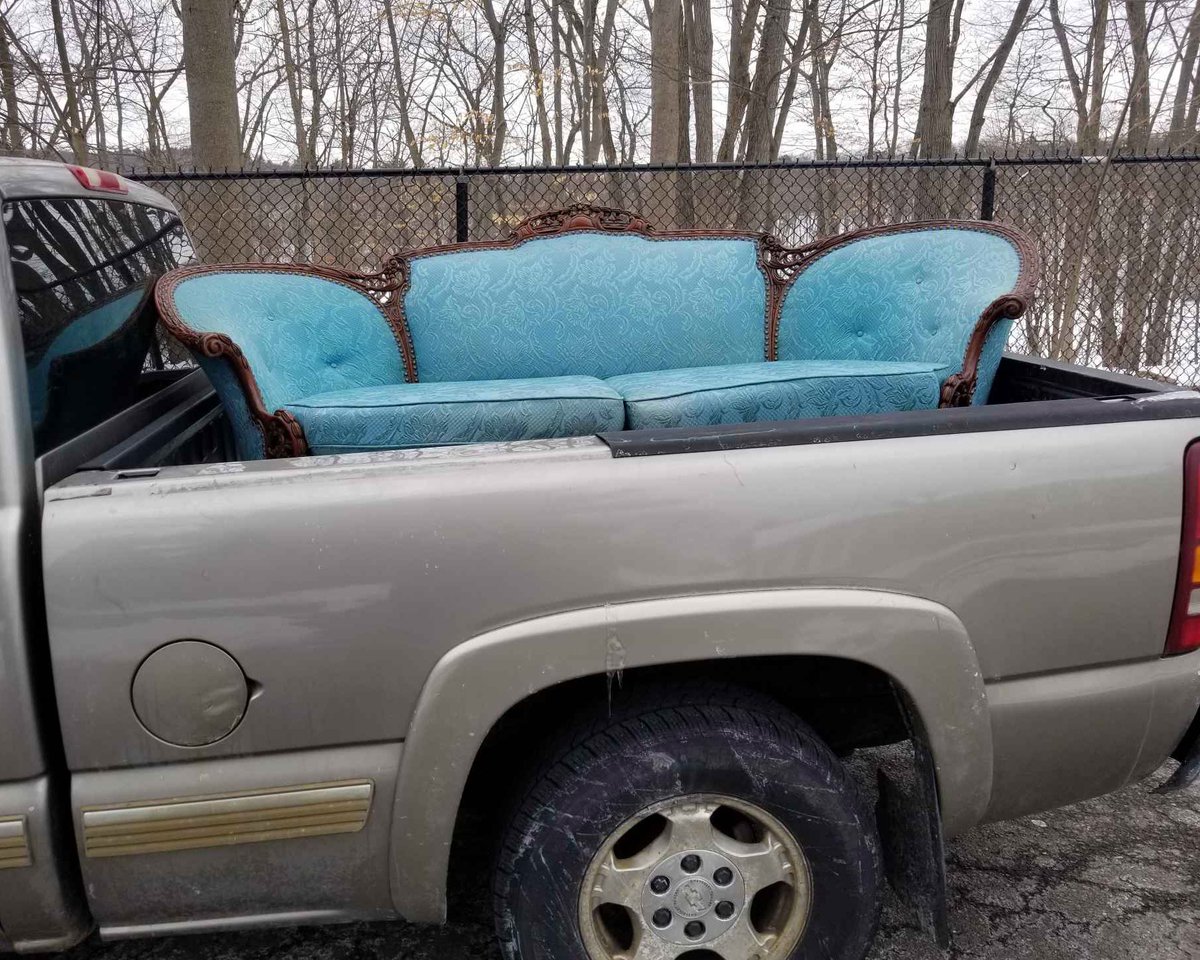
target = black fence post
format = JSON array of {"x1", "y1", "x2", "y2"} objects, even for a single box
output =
[
  {"x1": 979, "y1": 159, "x2": 997, "y2": 221},
  {"x1": 456, "y1": 175, "x2": 470, "y2": 241}
]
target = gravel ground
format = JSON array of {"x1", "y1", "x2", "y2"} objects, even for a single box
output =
[{"x1": 64, "y1": 762, "x2": 1200, "y2": 960}]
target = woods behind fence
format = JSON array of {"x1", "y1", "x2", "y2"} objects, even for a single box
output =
[{"x1": 136, "y1": 155, "x2": 1200, "y2": 387}]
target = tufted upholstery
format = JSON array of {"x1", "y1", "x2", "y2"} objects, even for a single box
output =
[
  {"x1": 777, "y1": 227, "x2": 1023, "y2": 404},
  {"x1": 284, "y1": 376, "x2": 624, "y2": 453},
  {"x1": 608, "y1": 360, "x2": 949, "y2": 430},
  {"x1": 158, "y1": 211, "x2": 1034, "y2": 459},
  {"x1": 405, "y1": 233, "x2": 767, "y2": 382},
  {"x1": 170, "y1": 271, "x2": 406, "y2": 414}
]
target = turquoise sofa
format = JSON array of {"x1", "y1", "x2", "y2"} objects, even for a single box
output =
[{"x1": 155, "y1": 206, "x2": 1037, "y2": 460}]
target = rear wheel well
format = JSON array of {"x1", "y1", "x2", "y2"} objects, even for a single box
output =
[{"x1": 446, "y1": 656, "x2": 909, "y2": 919}]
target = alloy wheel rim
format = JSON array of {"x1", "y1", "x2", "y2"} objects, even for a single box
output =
[{"x1": 579, "y1": 794, "x2": 812, "y2": 960}]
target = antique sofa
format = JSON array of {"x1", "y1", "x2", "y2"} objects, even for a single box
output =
[{"x1": 155, "y1": 206, "x2": 1037, "y2": 460}]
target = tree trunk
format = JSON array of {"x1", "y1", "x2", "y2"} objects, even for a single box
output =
[
  {"x1": 888, "y1": 0, "x2": 905, "y2": 157},
  {"x1": 740, "y1": 0, "x2": 788, "y2": 163},
  {"x1": 303, "y1": 0, "x2": 323, "y2": 165},
  {"x1": 913, "y1": 0, "x2": 954, "y2": 157},
  {"x1": 1048, "y1": 0, "x2": 1087, "y2": 149},
  {"x1": 585, "y1": 0, "x2": 620, "y2": 164},
  {"x1": 550, "y1": 0, "x2": 566, "y2": 162},
  {"x1": 771, "y1": 1, "x2": 813, "y2": 159},
  {"x1": 49, "y1": 0, "x2": 87, "y2": 162},
  {"x1": 685, "y1": 0, "x2": 713, "y2": 162},
  {"x1": 963, "y1": 0, "x2": 1033, "y2": 156},
  {"x1": 179, "y1": 0, "x2": 242, "y2": 168},
  {"x1": 650, "y1": 0, "x2": 684, "y2": 162},
  {"x1": 481, "y1": 0, "x2": 508, "y2": 165},
  {"x1": 716, "y1": 0, "x2": 760, "y2": 161},
  {"x1": 1082, "y1": 0, "x2": 1109, "y2": 152},
  {"x1": 1169, "y1": 0, "x2": 1200, "y2": 149},
  {"x1": 67, "y1": 0, "x2": 107, "y2": 164},
  {"x1": 1124, "y1": 0, "x2": 1151, "y2": 154},
  {"x1": 524, "y1": 0, "x2": 554, "y2": 165},
  {"x1": 275, "y1": 0, "x2": 309, "y2": 166},
  {"x1": 383, "y1": 0, "x2": 426, "y2": 167},
  {"x1": 0, "y1": 22, "x2": 23, "y2": 153}
]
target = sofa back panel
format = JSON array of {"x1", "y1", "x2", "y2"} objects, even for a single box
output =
[
  {"x1": 776, "y1": 227, "x2": 1023, "y2": 403},
  {"x1": 170, "y1": 271, "x2": 406, "y2": 413},
  {"x1": 405, "y1": 233, "x2": 767, "y2": 382}
]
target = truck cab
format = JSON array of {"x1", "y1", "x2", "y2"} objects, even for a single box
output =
[{"x1": 0, "y1": 158, "x2": 195, "y2": 949}]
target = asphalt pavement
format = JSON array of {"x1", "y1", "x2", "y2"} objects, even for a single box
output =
[{"x1": 62, "y1": 762, "x2": 1200, "y2": 960}]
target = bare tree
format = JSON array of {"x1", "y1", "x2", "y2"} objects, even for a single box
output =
[
  {"x1": 913, "y1": 0, "x2": 957, "y2": 156},
  {"x1": 684, "y1": 0, "x2": 712, "y2": 161},
  {"x1": 4, "y1": 0, "x2": 1200, "y2": 171},
  {"x1": 180, "y1": 0, "x2": 243, "y2": 167},
  {"x1": 649, "y1": 0, "x2": 683, "y2": 161},
  {"x1": 963, "y1": 0, "x2": 1037, "y2": 155},
  {"x1": 0, "y1": 7, "x2": 24, "y2": 153},
  {"x1": 1168, "y1": 0, "x2": 1200, "y2": 149},
  {"x1": 716, "y1": 0, "x2": 760, "y2": 161}
]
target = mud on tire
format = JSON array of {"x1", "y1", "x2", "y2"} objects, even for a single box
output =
[{"x1": 493, "y1": 684, "x2": 882, "y2": 960}]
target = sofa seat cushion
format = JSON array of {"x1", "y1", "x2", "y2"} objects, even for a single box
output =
[
  {"x1": 606, "y1": 359, "x2": 951, "y2": 430},
  {"x1": 284, "y1": 376, "x2": 625, "y2": 453}
]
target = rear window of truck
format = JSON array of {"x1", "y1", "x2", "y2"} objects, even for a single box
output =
[{"x1": 4, "y1": 197, "x2": 194, "y2": 454}]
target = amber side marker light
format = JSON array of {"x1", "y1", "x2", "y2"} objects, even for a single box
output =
[
  {"x1": 1166, "y1": 442, "x2": 1200, "y2": 654},
  {"x1": 68, "y1": 165, "x2": 128, "y2": 195}
]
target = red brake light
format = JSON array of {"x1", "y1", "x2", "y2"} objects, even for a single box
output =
[
  {"x1": 67, "y1": 165, "x2": 128, "y2": 195},
  {"x1": 1166, "y1": 441, "x2": 1200, "y2": 654}
]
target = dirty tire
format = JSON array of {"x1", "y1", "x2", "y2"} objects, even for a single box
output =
[{"x1": 494, "y1": 683, "x2": 882, "y2": 960}]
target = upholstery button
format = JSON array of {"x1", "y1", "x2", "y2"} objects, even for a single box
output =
[{"x1": 856, "y1": 330, "x2": 864, "y2": 337}]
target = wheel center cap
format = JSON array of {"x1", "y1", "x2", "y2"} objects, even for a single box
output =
[
  {"x1": 640, "y1": 848, "x2": 746, "y2": 946},
  {"x1": 673, "y1": 878, "x2": 714, "y2": 919}
]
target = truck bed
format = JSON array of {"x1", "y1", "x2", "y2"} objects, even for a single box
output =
[{"x1": 37, "y1": 353, "x2": 1186, "y2": 488}]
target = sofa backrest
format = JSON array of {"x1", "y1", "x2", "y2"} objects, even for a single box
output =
[
  {"x1": 158, "y1": 267, "x2": 408, "y2": 459},
  {"x1": 775, "y1": 224, "x2": 1031, "y2": 404},
  {"x1": 403, "y1": 231, "x2": 768, "y2": 382}
]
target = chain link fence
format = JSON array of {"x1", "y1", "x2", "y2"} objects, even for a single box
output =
[{"x1": 132, "y1": 156, "x2": 1200, "y2": 387}]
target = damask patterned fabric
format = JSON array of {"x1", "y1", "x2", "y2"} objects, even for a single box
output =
[
  {"x1": 198, "y1": 356, "x2": 265, "y2": 460},
  {"x1": 170, "y1": 225, "x2": 1019, "y2": 460},
  {"x1": 607, "y1": 359, "x2": 949, "y2": 430},
  {"x1": 405, "y1": 233, "x2": 768, "y2": 382},
  {"x1": 169, "y1": 270, "x2": 410, "y2": 460},
  {"x1": 169, "y1": 271, "x2": 407, "y2": 455},
  {"x1": 777, "y1": 228, "x2": 1022, "y2": 404},
  {"x1": 283, "y1": 375, "x2": 625, "y2": 452}
]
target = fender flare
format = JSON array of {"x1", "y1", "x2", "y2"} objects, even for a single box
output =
[{"x1": 388, "y1": 588, "x2": 991, "y2": 922}]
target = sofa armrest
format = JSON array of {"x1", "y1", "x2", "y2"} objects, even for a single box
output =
[
  {"x1": 938, "y1": 294, "x2": 1029, "y2": 407},
  {"x1": 154, "y1": 259, "x2": 415, "y2": 460}
]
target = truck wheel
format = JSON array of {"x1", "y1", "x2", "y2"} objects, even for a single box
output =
[{"x1": 494, "y1": 686, "x2": 882, "y2": 960}]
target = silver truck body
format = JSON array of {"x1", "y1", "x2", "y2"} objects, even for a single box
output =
[{"x1": 2, "y1": 158, "x2": 1199, "y2": 951}]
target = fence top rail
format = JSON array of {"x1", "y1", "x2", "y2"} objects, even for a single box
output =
[{"x1": 123, "y1": 152, "x2": 1200, "y2": 183}]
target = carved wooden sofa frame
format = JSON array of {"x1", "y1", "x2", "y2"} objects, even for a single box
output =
[{"x1": 156, "y1": 205, "x2": 1038, "y2": 459}]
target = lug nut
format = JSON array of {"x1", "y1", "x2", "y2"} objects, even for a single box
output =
[
  {"x1": 713, "y1": 866, "x2": 733, "y2": 886},
  {"x1": 680, "y1": 854, "x2": 702, "y2": 873},
  {"x1": 715, "y1": 900, "x2": 736, "y2": 919},
  {"x1": 652, "y1": 908, "x2": 672, "y2": 928},
  {"x1": 650, "y1": 875, "x2": 670, "y2": 894},
  {"x1": 684, "y1": 920, "x2": 706, "y2": 939}
]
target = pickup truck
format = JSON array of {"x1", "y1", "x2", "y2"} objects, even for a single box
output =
[{"x1": 2, "y1": 156, "x2": 1199, "y2": 960}]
